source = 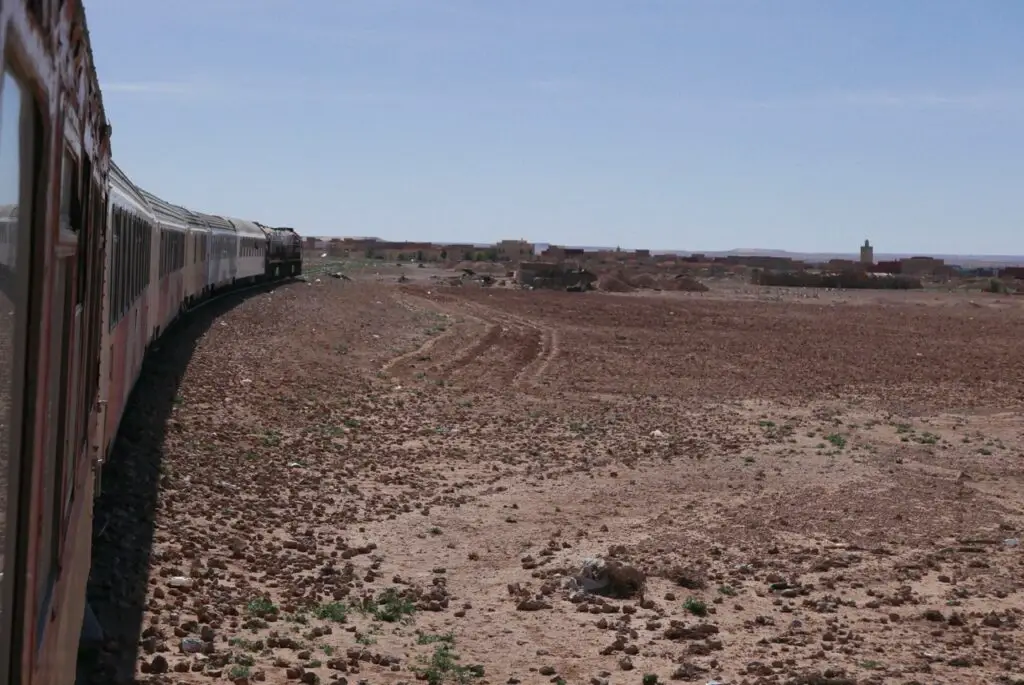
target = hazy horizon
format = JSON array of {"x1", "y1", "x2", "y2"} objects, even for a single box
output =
[
  {"x1": 87, "y1": 0, "x2": 1023, "y2": 255},
  {"x1": 307, "y1": 235, "x2": 1024, "y2": 265}
]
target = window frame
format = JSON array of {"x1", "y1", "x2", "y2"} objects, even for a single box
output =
[{"x1": 0, "y1": 51, "x2": 51, "y2": 685}]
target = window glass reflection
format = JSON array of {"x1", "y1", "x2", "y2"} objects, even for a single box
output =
[{"x1": 0, "y1": 69, "x2": 25, "y2": 609}]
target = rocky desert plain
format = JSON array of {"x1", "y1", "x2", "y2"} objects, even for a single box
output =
[{"x1": 83, "y1": 261, "x2": 1024, "y2": 685}]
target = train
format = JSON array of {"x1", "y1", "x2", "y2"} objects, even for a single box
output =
[{"x1": 0, "y1": 2, "x2": 303, "y2": 684}]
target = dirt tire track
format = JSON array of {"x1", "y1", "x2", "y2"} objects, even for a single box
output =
[
  {"x1": 445, "y1": 301, "x2": 550, "y2": 387},
  {"x1": 381, "y1": 324, "x2": 458, "y2": 375},
  {"x1": 441, "y1": 323, "x2": 502, "y2": 376},
  {"x1": 390, "y1": 289, "x2": 562, "y2": 390},
  {"x1": 529, "y1": 327, "x2": 561, "y2": 388},
  {"x1": 380, "y1": 295, "x2": 462, "y2": 375}
]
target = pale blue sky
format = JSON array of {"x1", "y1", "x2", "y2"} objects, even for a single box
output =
[{"x1": 86, "y1": 0, "x2": 1024, "y2": 254}]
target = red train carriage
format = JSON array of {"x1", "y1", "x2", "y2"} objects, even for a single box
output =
[
  {"x1": 1, "y1": 3, "x2": 305, "y2": 684},
  {"x1": 0, "y1": 2, "x2": 112, "y2": 684},
  {"x1": 98, "y1": 164, "x2": 154, "y2": 462}
]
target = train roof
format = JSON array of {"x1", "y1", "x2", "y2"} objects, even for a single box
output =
[
  {"x1": 109, "y1": 162, "x2": 154, "y2": 216},
  {"x1": 195, "y1": 212, "x2": 236, "y2": 233},
  {"x1": 255, "y1": 222, "x2": 301, "y2": 237},
  {"x1": 180, "y1": 208, "x2": 210, "y2": 231},
  {"x1": 137, "y1": 187, "x2": 189, "y2": 228},
  {"x1": 108, "y1": 161, "x2": 135, "y2": 194},
  {"x1": 225, "y1": 216, "x2": 266, "y2": 239}
]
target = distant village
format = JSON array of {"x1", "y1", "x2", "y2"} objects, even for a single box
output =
[{"x1": 303, "y1": 236, "x2": 1024, "y2": 280}]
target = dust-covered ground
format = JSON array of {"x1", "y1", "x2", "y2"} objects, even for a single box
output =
[{"x1": 85, "y1": 272, "x2": 1024, "y2": 685}]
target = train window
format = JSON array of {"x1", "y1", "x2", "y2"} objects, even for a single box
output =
[
  {"x1": 125, "y1": 217, "x2": 131, "y2": 312},
  {"x1": 130, "y1": 218, "x2": 136, "y2": 299},
  {"x1": 116, "y1": 211, "x2": 124, "y2": 320},
  {"x1": 135, "y1": 219, "x2": 140, "y2": 300},
  {"x1": 59, "y1": 150, "x2": 73, "y2": 232},
  {"x1": 37, "y1": 157, "x2": 87, "y2": 635},
  {"x1": 109, "y1": 210, "x2": 118, "y2": 328},
  {"x1": 117, "y1": 211, "x2": 125, "y2": 319},
  {"x1": 132, "y1": 219, "x2": 136, "y2": 306},
  {"x1": 109, "y1": 209, "x2": 115, "y2": 325},
  {"x1": 114, "y1": 209, "x2": 121, "y2": 324},
  {"x1": 56, "y1": 149, "x2": 84, "y2": 539},
  {"x1": 120, "y1": 213, "x2": 127, "y2": 316},
  {"x1": 128, "y1": 217, "x2": 134, "y2": 307},
  {"x1": 127, "y1": 217, "x2": 134, "y2": 307},
  {"x1": 145, "y1": 222, "x2": 150, "y2": 290},
  {"x1": 131, "y1": 218, "x2": 137, "y2": 301},
  {"x1": 131, "y1": 218, "x2": 137, "y2": 288},
  {"x1": 36, "y1": 259, "x2": 70, "y2": 624},
  {"x1": 136, "y1": 220, "x2": 141, "y2": 295},
  {"x1": 131, "y1": 218, "x2": 136, "y2": 295},
  {"x1": 120, "y1": 214, "x2": 128, "y2": 314},
  {"x1": 0, "y1": 67, "x2": 35, "y2": 672},
  {"x1": 117, "y1": 211, "x2": 124, "y2": 320},
  {"x1": 134, "y1": 218, "x2": 140, "y2": 299}
]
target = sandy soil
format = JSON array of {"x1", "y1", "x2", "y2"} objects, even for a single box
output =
[{"x1": 84, "y1": 270, "x2": 1024, "y2": 685}]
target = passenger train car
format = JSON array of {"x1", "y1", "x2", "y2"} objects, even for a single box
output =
[{"x1": 0, "y1": 2, "x2": 303, "y2": 683}]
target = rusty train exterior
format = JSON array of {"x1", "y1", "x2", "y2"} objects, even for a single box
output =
[{"x1": 0, "y1": 2, "x2": 302, "y2": 683}]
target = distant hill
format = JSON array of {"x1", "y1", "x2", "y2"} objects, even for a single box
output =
[
  {"x1": 555, "y1": 245, "x2": 1024, "y2": 267},
  {"x1": 310, "y1": 237, "x2": 1023, "y2": 267},
  {"x1": 687, "y1": 248, "x2": 1024, "y2": 267}
]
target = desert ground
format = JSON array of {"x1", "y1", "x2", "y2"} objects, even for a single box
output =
[{"x1": 84, "y1": 261, "x2": 1024, "y2": 685}]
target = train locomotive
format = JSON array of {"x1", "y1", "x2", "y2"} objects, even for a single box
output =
[{"x1": 0, "y1": 2, "x2": 303, "y2": 683}]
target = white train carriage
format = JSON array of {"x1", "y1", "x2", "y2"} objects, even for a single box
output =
[
  {"x1": 226, "y1": 216, "x2": 268, "y2": 283},
  {"x1": 182, "y1": 208, "x2": 213, "y2": 298},
  {"x1": 201, "y1": 212, "x2": 237, "y2": 288},
  {"x1": 138, "y1": 188, "x2": 190, "y2": 340}
]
